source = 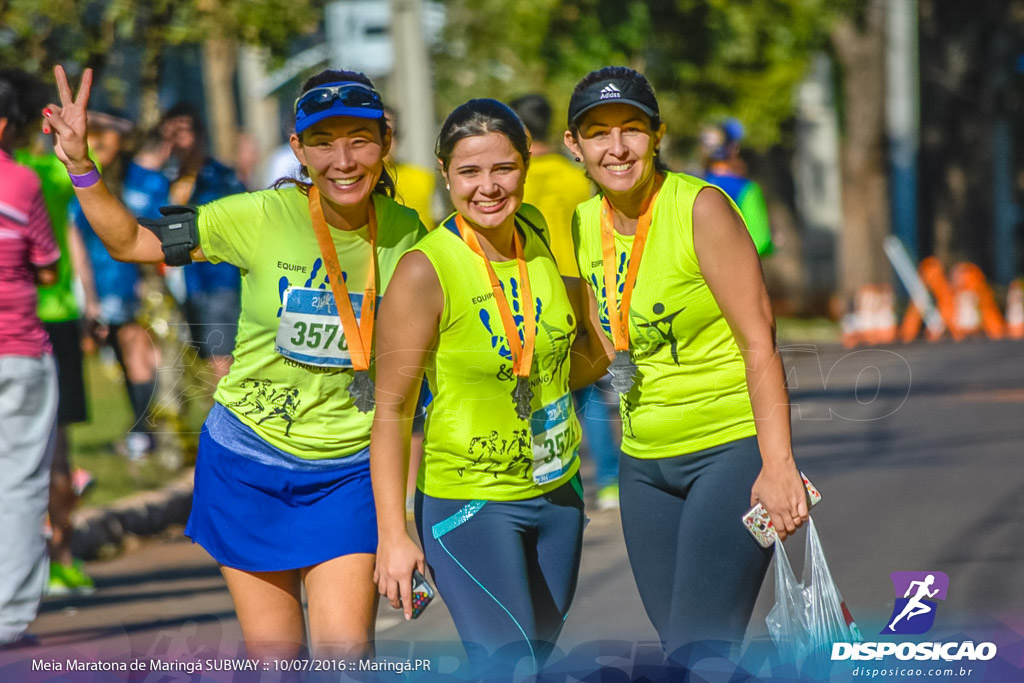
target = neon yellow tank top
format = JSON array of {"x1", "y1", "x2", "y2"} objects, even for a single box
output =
[
  {"x1": 412, "y1": 204, "x2": 581, "y2": 500},
  {"x1": 572, "y1": 172, "x2": 756, "y2": 458}
]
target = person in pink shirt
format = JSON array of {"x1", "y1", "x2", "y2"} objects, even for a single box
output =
[{"x1": 0, "y1": 68, "x2": 60, "y2": 650}]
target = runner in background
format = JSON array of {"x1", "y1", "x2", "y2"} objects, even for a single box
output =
[
  {"x1": 45, "y1": 65, "x2": 425, "y2": 661},
  {"x1": 510, "y1": 93, "x2": 622, "y2": 511},
  {"x1": 564, "y1": 66, "x2": 807, "y2": 658},
  {"x1": 699, "y1": 118, "x2": 773, "y2": 256},
  {"x1": 0, "y1": 67, "x2": 61, "y2": 649},
  {"x1": 160, "y1": 103, "x2": 246, "y2": 386},
  {"x1": 16, "y1": 132, "x2": 97, "y2": 596},
  {"x1": 69, "y1": 108, "x2": 160, "y2": 462},
  {"x1": 384, "y1": 106, "x2": 437, "y2": 230}
]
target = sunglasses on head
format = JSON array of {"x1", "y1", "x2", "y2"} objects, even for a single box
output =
[{"x1": 294, "y1": 82, "x2": 383, "y2": 118}]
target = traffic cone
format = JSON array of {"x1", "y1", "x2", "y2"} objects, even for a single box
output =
[
  {"x1": 857, "y1": 286, "x2": 876, "y2": 345},
  {"x1": 953, "y1": 288, "x2": 981, "y2": 337},
  {"x1": 1007, "y1": 280, "x2": 1024, "y2": 339},
  {"x1": 876, "y1": 285, "x2": 897, "y2": 344}
]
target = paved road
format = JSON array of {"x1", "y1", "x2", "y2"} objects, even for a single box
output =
[{"x1": 3, "y1": 338, "x2": 1023, "y2": 679}]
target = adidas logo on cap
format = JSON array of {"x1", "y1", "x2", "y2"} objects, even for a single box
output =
[{"x1": 599, "y1": 83, "x2": 621, "y2": 100}]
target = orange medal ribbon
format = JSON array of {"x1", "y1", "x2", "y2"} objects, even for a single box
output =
[
  {"x1": 307, "y1": 186, "x2": 378, "y2": 373},
  {"x1": 599, "y1": 174, "x2": 664, "y2": 353},
  {"x1": 455, "y1": 214, "x2": 536, "y2": 381}
]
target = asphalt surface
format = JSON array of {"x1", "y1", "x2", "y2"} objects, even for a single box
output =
[{"x1": 3, "y1": 338, "x2": 1023, "y2": 680}]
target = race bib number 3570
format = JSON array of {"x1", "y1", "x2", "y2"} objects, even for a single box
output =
[{"x1": 274, "y1": 287, "x2": 361, "y2": 368}]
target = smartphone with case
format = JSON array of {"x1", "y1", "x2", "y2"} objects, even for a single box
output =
[
  {"x1": 408, "y1": 569, "x2": 434, "y2": 619},
  {"x1": 742, "y1": 472, "x2": 821, "y2": 547}
]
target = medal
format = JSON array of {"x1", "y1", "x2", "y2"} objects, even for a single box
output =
[
  {"x1": 348, "y1": 370, "x2": 376, "y2": 413},
  {"x1": 599, "y1": 174, "x2": 664, "y2": 395},
  {"x1": 608, "y1": 349, "x2": 638, "y2": 395},
  {"x1": 308, "y1": 186, "x2": 379, "y2": 413},
  {"x1": 512, "y1": 376, "x2": 535, "y2": 421},
  {"x1": 454, "y1": 214, "x2": 537, "y2": 421}
]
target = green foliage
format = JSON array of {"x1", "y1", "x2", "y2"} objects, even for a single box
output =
[
  {"x1": 434, "y1": 0, "x2": 839, "y2": 151},
  {"x1": 0, "y1": 0, "x2": 323, "y2": 90}
]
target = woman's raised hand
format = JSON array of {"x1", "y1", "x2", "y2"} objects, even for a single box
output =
[{"x1": 43, "y1": 66, "x2": 93, "y2": 172}]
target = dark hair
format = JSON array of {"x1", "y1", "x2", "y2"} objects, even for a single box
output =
[
  {"x1": 0, "y1": 68, "x2": 48, "y2": 149},
  {"x1": 567, "y1": 66, "x2": 669, "y2": 173},
  {"x1": 435, "y1": 99, "x2": 531, "y2": 172},
  {"x1": 161, "y1": 102, "x2": 206, "y2": 139},
  {"x1": 508, "y1": 93, "x2": 551, "y2": 143},
  {"x1": 275, "y1": 69, "x2": 395, "y2": 198}
]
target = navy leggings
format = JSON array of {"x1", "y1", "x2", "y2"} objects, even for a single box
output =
[
  {"x1": 619, "y1": 436, "x2": 773, "y2": 654},
  {"x1": 414, "y1": 477, "x2": 584, "y2": 673}
]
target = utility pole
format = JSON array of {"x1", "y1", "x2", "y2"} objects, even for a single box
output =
[
  {"x1": 389, "y1": 0, "x2": 436, "y2": 168},
  {"x1": 886, "y1": 0, "x2": 920, "y2": 260},
  {"x1": 238, "y1": 46, "x2": 285, "y2": 184},
  {"x1": 795, "y1": 53, "x2": 843, "y2": 300}
]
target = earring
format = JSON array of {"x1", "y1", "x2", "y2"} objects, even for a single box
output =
[
  {"x1": 445, "y1": 182, "x2": 450, "y2": 190},
  {"x1": 574, "y1": 156, "x2": 581, "y2": 162}
]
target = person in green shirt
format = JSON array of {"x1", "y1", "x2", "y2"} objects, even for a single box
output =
[
  {"x1": 45, "y1": 65, "x2": 425, "y2": 661},
  {"x1": 371, "y1": 99, "x2": 606, "y2": 675},
  {"x1": 563, "y1": 66, "x2": 809, "y2": 659}
]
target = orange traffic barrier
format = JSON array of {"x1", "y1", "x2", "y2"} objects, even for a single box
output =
[
  {"x1": 1006, "y1": 280, "x2": 1024, "y2": 339},
  {"x1": 900, "y1": 257, "x2": 956, "y2": 342}
]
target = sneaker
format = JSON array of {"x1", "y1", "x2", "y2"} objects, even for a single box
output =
[
  {"x1": 71, "y1": 467, "x2": 95, "y2": 497},
  {"x1": 597, "y1": 484, "x2": 620, "y2": 511},
  {"x1": 119, "y1": 432, "x2": 153, "y2": 462},
  {"x1": 48, "y1": 560, "x2": 96, "y2": 596}
]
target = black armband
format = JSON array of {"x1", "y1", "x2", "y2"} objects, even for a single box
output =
[{"x1": 139, "y1": 205, "x2": 200, "y2": 266}]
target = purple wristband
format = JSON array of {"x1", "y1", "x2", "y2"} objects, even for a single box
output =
[{"x1": 69, "y1": 167, "x2": 101, "y2": 189}]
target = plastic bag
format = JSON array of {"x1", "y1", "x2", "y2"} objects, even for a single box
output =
[{"x1": 766, "y1": 518, "x2": 862, "y2": 664}]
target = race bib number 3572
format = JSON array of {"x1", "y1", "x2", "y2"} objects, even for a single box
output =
[{"x1": 274, "y1": 287, "x2": 361, "y2": 368}]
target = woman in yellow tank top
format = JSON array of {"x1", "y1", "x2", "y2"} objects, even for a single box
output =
[
  {"x1": 562, "y1": 66, "x2": 810, "y2": 659},
  {"x1": 371, "y1": 99, "x2": 607, "y2": 675}
]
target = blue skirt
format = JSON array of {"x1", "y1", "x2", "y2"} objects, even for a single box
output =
[{"x1": 185, "y1": 411, "x2": 377, "y2": 572}]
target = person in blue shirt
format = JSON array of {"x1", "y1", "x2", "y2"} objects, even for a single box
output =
[
  {"x1": 71, "y1": 109, "x2": 160, "y2": 461},
  {"x1": 160, "y1": 104, "x2": 247, "y2": 385},
  {"x1": 699, "y1": 118, "x2": 773, "y2": 256}
]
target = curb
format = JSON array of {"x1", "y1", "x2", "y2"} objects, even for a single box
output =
[{"x1": 70, "y1": 468, "x2": 195, "y2": 560}]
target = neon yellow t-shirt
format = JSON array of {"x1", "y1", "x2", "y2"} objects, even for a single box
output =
[
  {"x1": 411, "y1": 205, "x2": 581, "y2": 500},
  {"x1": 572, "y1": 172, "x2": 756, "y2": 458},
  {"x1": 198, "y1": 186, "x2": 426, "y2": 460},
  {"x1": 523, "y1": 153, "x2": 593, "y2": 278},
  {"x1": 394, "y1": 162, "x2": 436, "y2": 231}
]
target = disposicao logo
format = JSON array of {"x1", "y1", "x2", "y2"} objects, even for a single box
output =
[
  {"x1": 831, "y1": 570, "x2": 997, "y2": 663},
  {"x1": 882, "y1": 571, "x2": 949, "y2": 635}
]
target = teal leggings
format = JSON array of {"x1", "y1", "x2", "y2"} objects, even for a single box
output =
[{"x1": 414, "y1": 477, "x2": 584, "y2": 674}]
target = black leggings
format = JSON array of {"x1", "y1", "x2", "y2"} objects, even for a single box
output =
[{"x1": 619, "y1": 436, "x2": 773, "y2": 654}]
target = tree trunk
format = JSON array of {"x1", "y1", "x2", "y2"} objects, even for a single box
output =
[
  {"x1": 831, "y1": 0, "x2": 891, "y2": 304},
  {"x1": 202, "y1": 38, "x2": 239, "y2": 166}
]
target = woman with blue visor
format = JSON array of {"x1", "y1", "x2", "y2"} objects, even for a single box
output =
[{"x1": 44, "y1": 66, "x2": 426, "y2": 661}]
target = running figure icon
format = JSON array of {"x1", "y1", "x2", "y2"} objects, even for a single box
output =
[{"x1": 888, "y1": 574, "x2": 940, "y2": 631}]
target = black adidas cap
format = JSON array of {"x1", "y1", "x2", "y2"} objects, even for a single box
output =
[{"x1": 567, "y1": 77, "x2": 660, "y2": 128}]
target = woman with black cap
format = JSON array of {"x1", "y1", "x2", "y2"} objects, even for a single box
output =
[
  {"x1": 44, "y1": 65, "x2": 425, "y2": 661},
  {"x1": 562, "y1": 66, "x2": 809, "y2": 656}
]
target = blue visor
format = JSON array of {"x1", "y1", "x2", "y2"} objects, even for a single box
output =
[{"x1": 294, "y1": 82, "x2": 384, "y2": 134}]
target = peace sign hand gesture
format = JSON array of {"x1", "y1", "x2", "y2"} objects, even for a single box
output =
[{"x1": 44, "y1": 65, "x2": 94, "y2": 174}]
